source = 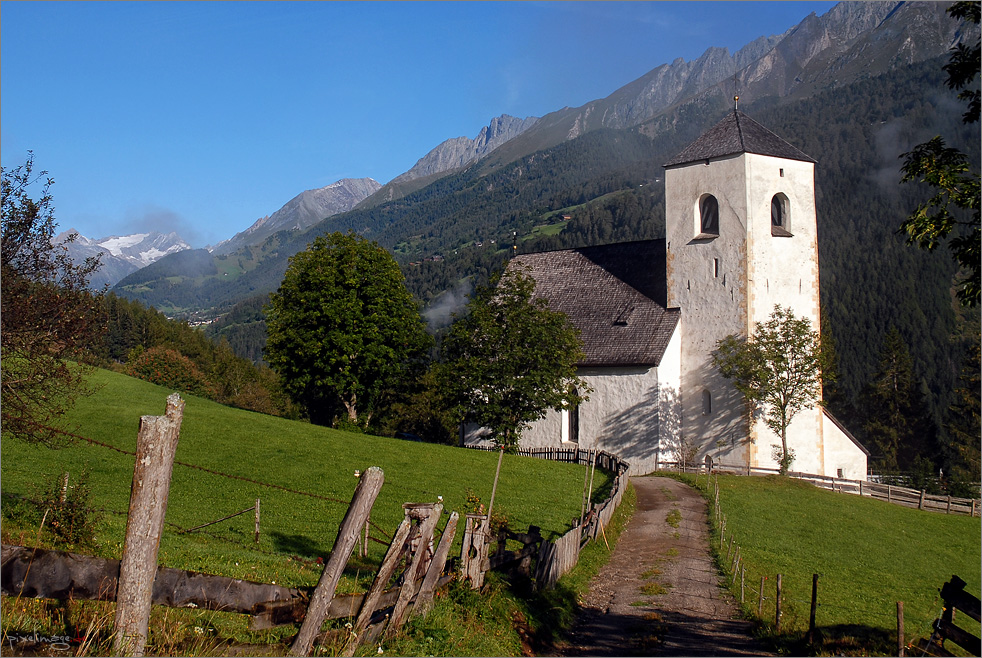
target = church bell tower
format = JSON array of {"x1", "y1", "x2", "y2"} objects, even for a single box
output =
[{"x1": 662, "y1": 102, "x2": 825, "y2": 473}]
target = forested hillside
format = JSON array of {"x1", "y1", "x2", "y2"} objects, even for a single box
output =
[{"x1": 112, "y1": 48, "x2": 977, "y2": 481}]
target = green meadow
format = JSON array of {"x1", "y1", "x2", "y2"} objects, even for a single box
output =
[
  {"x1": 681, "y1": 473, "x2": 982, "y2": 655},
  {"x1": 1, "y1": 367, "x2": 608, "y2": 593}
]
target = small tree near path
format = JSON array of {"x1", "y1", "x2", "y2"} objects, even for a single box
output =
[
  {"x1": 439, "y1": 266, "x2": 589, "y2": 452},
  {"x1": 712, "y1": 306, "x2": 833, "y2": 475}
]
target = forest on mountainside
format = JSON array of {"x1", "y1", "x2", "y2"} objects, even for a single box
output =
[{"x1": 114, "y1": 52, "x2": 977, "y2": 483}]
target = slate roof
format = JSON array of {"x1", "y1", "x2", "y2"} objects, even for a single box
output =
[
  {"x1": 663, "y1": 110, "x2": 816, "y2": 168},
  {"x1": 510, "y1": 240, "x2": 680, "y2": 367}
]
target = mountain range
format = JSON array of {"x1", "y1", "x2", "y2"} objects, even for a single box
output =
[
  {"x1": 103, "y1": 1, "x2": 977, "y2": 426},
  {"x1": 56, "y1": 229, "x2": 191, "y2": 289},
  {"x1": 88, "y1": 2, "x2": 967, "y2": 292}
]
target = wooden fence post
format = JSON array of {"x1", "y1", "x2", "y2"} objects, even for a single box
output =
[
  {"x1": 414, "y1": 511, "x2": 459, "y2": 618},
  {"x1": 808, "y1": 573, "x2": 819, "y2": 644},
  {"x1": 386, "y1": 503, "x2": 443, "y2": 636},
  {"x1": 290, "y1": 466, "x2": 385, "y2": 657},
  {"x1": 341, "y1": 517, "x2": 412, "y2": 657},
  {"x1": 758, "y1": 576, "x2": 765, "y2": 617},
  {"x1": 897, "y1": 601, "x2": 905, "y2": 657},
  {"x1": 113, "y1": 393, "x2": 185, "y2": 658},
  {"x1": 485, "y1": 448, "x2": 504, "y2": 536},
  {"x1": 254, "y1": 498, "x2": 261, "y2": 544},
  {"x1": 775, "y1": 574, "x2": 783, "y2": 632}
]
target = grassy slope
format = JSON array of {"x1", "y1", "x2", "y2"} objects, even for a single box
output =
[
  {"x1": 1, "y1": 367, "x2": 608, "y2": 592},
  {"x1": 704, "y1": 474, "x2": 981, "y2": 654}
]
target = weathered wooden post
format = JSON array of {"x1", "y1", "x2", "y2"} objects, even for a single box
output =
[
  {"x1": 758, "y1": 576, "x2": 765, "y2": 617},
  {"x1": 414, "y1": 511, "x2": 459, "y2": 617},
  {"x1": 808, "y1": 573, "x2": 819, "y2": 644},
  {"x1": 386, "y1": 503, "x2": 443, "y2": 636},
  {"x1": 775, "y1": 574, "x2": 783, "y2": 632},
  {"x1": 897, "y1": 601, "x2": 905, "y2": 657},
  {"x1": 113, "y1": 393, "x2": 185, "y2": 657},
  {"x1": 290, "y1": 467, "x2": 385, "y2": 657},
  {"x1": 341, "y1": 517, "x2": 412, "y2": 657},
  {"x1": 918, "y1": 490, "x2": 926, "y2": 510},
  {"x1": 254, "y1": 498, "x2": 261, "y2": 544}
]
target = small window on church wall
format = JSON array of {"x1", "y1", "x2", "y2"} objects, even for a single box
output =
[
  {"x1": 702, "y1": 389, "x2": 712, "y2": 416},
  {"x1": 771, "y1": 194, "x2": 792, "y2": 237},
  {"x1": 699, "y1": 195, "x2": 719, "y2": 236}
]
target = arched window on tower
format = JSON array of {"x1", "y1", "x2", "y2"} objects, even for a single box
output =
[
  {"x1": 771, "y1": 194, "x2": 792, "y2": 237},
  {"x1": 699, "y1": 195, "x2": 719, "y2": 236},
  {"x1": 702, "y1": 389, "x2": 712, "y2": 416}
]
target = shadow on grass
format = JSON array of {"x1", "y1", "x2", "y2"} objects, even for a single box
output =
[{"x1": 268, "y1": 531, "x2": 326, "y2": 559}]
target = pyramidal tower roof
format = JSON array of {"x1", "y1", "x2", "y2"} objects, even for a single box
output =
[{"x1": 663, "y1": 109, "x2": 816, "y2": 168}]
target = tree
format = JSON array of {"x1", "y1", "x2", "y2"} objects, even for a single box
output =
[
  {"x1": 1, "y1": 153, "x2": 104, "y2": 446},
  {"x1": 900, "y1": 1, "x2": 980, "y2": 307},
  {"x1": 859, "y1": 328, "x2": 934, "y2": 472},
  {"x1": 712, "y1": 306, "x2": 832, "y2": 475},
  {"x1": 438, "y1": 265, "x2": 589, "y2": 451},
  {"x1": 264, "y1": 232, "x2": 431, "y2": 428}
]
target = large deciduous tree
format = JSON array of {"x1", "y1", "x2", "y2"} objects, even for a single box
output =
[
  {"x1": 900, "y1": 1, "x2": 980, "y2": 307},
  {"x1": 438, "y1": 266, "x2": 589, "y2": 452},
  {"x1": 1, "y1": 153, "x2": 105, "y2": 446},
  {"x1": 264, "y1": 232, "x2": 431, "y2": 428},
  {"x1": 712, "y1": 306, "x2": 832, "y2": 475}
]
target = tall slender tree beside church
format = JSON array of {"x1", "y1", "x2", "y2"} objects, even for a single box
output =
[
  {"x1": 713, "y1": 306, "x2": 833, "y2": 475},
  {"x1": 439, "y1": 266, "x2": 588, "y2": 451}
]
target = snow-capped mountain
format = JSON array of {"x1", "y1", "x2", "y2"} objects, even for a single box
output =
[{"x1": 55, "y1": 229, "x2": 191, "y2": 289}]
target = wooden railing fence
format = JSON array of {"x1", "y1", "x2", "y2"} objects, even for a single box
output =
[
  {"x1": 657, "y1": 460, "x2": 980, "y2": 517},
  {"x1": 3, "y1": 398, "x2": 635, "y2": 656},
  {"x1": 462, "y1": 445, "x2": 630, "y2": 590}
]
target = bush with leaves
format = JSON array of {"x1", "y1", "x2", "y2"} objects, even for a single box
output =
[{"x1": 127, "y1": 346, "x2": 214, "y2": 397}]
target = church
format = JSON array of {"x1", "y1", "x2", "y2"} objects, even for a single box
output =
[{"x1": 465, "y1": 107, "x2": 869, "y2": 480}]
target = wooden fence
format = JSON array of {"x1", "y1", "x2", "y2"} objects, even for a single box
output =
[
  {"x1": 463, "y1": 445, "x2": 630, "y2": 589},
  {"x1": 3, "y1": 398, "x2": 635, "y2": 656},
  {"x1": 656, "y1": 460, "x2": 980, "y2": 517}
]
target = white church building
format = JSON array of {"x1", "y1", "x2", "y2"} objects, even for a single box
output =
[{"x1": 465, "y1": 109, "x2": 869, "y2": 480}]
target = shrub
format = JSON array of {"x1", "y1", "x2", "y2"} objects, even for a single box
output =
[
  {"x1": 30, "y1": 469, "x2": 100, "y2": 546},
  {"x1": 127, "y1": 346, "x2": 214, "y2": 397}
]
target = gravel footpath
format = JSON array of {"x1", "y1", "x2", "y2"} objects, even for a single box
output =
[{"x1": 555, "y1": 476, "x2": 771, "y2": 656}]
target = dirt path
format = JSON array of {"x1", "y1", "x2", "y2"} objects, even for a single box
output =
[{"x1": 556, "y1": 476, "x2": 770, "y2": 656}]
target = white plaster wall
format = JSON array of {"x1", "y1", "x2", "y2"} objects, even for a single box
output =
[
  {"x1": 822, "y1": 412, "x2": 869, "y2": 481},
  {"x1": 516, "y1": 361, "x2": 674, "y2": 475},
  {"x1": 665, "y1": 154, "x2": 753, "y2": 468},
  {"x1": 743, "y1": 153, "x2": 824, "y2": 471}
]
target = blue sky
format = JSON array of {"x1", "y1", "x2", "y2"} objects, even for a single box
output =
[{"x1": 2, "y1": 1, "x2": 837, "y2": 248}]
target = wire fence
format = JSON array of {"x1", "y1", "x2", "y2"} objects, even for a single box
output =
[
  {"x1": 704, "y1": 469, "x2": 961, "y2": 654},
  {"x1": 10, "y1": 421, "x2": 395, "y2": 547}
]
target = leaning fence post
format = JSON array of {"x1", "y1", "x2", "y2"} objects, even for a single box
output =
[
  {"x1": 386, "y1": 503, "x2": 443, "y2": 636},
  {"x1": 775, "y1": 574, "x2": 783, "y2": 632},
  {"x1": 290, "y1": 467, "x2": 385, "y2": 657},
  {"x1": 415, "y1": 511, "x2": 459, "y2": 618},
  {"x1": 758, "y1": 576, "x2": 765, "y2": 617},
  {"x1": 897, "y1": 601, "x2": 905, "y2": 656},
  {"x1": 808, "y1": 573, "x2": 819, "y2": 644},
  {"x1": 341, "y1": 517, "x2": 412, "y2": 658},
  {"x1": 113, "y1": 393, "x2": 185, "y2": 658}
]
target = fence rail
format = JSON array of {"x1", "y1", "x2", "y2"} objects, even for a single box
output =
[
  {"x1": 656, "y1": 460, "x2": 980, "y2": 517},
  {"x1": 463, "y1": 445, "x2": 630, "y2": 589}
]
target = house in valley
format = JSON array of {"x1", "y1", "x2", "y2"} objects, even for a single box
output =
[{"x1": 463, "y1": 107, "x2": 869, "y2": 479}]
